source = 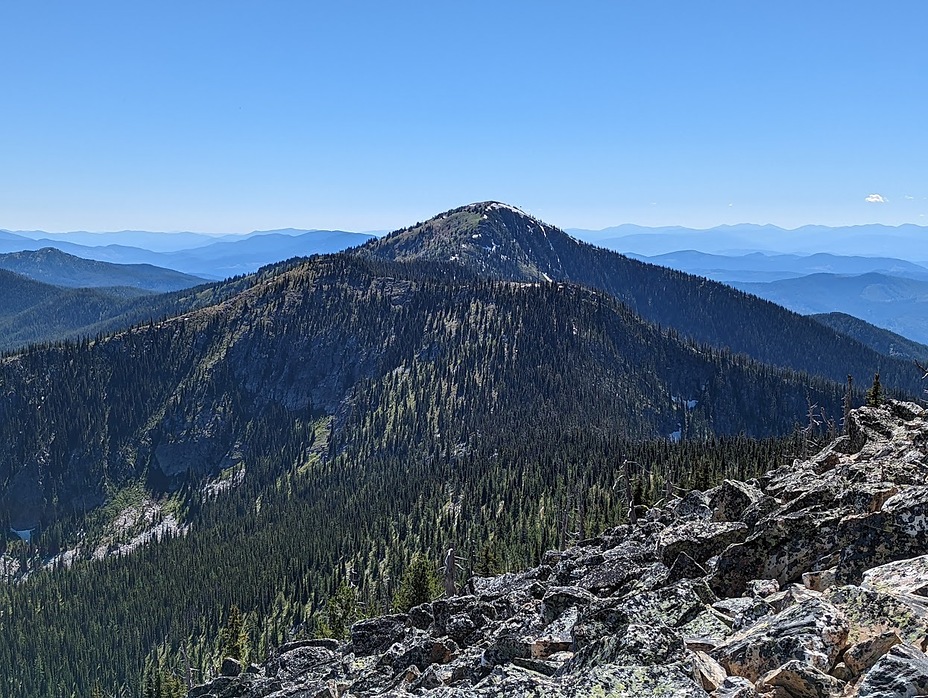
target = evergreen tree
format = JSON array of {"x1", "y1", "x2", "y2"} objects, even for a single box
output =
[
  {"x1": 866, "y1": 373, "x2": 883, "y2": 407},
  {"x1": 392, "y1": 554, "x2": 441, "y2": 612},
  {"x1": 474, "y1": 541, "x2": 500, "y2": 577},
  {"x1": 320, "y1": 584, "x2": 360, "y2": 640},
  {"x1": 219, "y1": 605, "x2": 245, "y2": 661}
]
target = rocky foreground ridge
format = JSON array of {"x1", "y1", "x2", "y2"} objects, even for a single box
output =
[{"x1": 191, "y1": 401, "x2": 928, "y2": 697}]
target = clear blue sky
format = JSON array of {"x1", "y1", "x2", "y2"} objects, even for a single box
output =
[{"x1": 1, "y1": 1, "x2": 926, "y2": 232}]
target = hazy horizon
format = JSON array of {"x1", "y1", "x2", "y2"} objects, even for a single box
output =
[{"x1": 4, "y1": 217, "x2": 928, "y2": 239}]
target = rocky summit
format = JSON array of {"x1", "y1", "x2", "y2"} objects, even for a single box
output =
[{"x1": 190, "y1": 401, "x2": 928, "y2": 697}]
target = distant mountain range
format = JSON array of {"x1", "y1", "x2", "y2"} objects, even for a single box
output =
[
  {"x1": 577, "y1": 235, "x2": 928, "y2": 345},
  {"x1": 626, "y1": 250, "x2": 928, "y2": 284},
  {"x1": 0, "y1": 247, "x2": 206, "y2": 291},
  {"x1": 12, "y1": 200, "x2": 924, "y2": 535},
  {"x1": 8, "y1": 222, "x2": 928, "y2": 348},
  {"x1": 0, "y1": 246, "x2": 288, "y2": 351},
  {"x1": 731, "y1": 272, "x2": 928, "y2": 345},
  {"x1": 0, "y1": 227, "x2": 375, "y2": 279},
  {"x1": 569, "y1": 223, "x2": 928, "y2": 262}
]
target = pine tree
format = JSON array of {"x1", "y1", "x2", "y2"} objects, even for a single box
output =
[
  {"x1": 474, "y1": 542, "x2": 500, "y2": 577},
  {"x1": 866, "y1": 373, "x2": 883, "y2": 407},
  {"x1": 219, "y1": 605, "x2": 244, "y2": 661},
  {"x1": 320, "y1": 583, "x2": 360, "y2": 640},
  {"x1": 392, "y1": 554, "x2": 441, "y2": 612}
]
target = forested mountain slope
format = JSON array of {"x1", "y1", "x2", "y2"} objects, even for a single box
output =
[
  {"x1": 362, "y1": 202, "x2": 924, "y2": 394},
  {"x1": 0, "y1": 247, "x2": 206, "y2": 291},
  {"x1": 0, "y1": 249, "x2": 849, "y2": 696},
  {"x1": 0, "y1": 266, "x2": 252, "y2": 352},
  {"x1": 811, "y1": 312, "x2": 928, "y2": 363},
  {"x1": 733, "y1": 272, "x2": 928, "y2": 345},
  {"x1": 0, "y1": 268, "x2": 154, "y2": 350},
  {"x1": 0, "y1": 254, "x2": 844, "y2": 534}
]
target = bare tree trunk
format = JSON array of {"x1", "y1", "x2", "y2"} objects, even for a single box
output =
[
  {"x1": 623, "y1": 459, "x2": 637, "y2": 526},
  {"x1": 843, "y1": 375, "x2": 853, "y2": 434},
  {"x1": 443, "y1": 547, "x2": 457, "y2": 597}
]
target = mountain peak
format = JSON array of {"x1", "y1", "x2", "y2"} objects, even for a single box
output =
[
  {"x1": 470, "y1": 200, "x2": 532, "y2": 216},
  {"x1": 363, "y1": 202, "x2": 579, "y2": 282}
]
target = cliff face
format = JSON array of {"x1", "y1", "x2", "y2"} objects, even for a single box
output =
[{"x1": 192, "y1": 401, "x2": 928, "y2": 698}]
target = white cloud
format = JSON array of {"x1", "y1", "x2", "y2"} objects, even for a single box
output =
[
  {"x1": 865, "y1": 193, "x2": 887, "y2": 203},
  {"x1": 904, "y1": 195, "x2": 915, "y2": 200}
]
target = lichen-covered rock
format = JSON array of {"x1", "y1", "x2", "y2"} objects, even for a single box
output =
[
  {"x1": 470, "y1": 663, "x2": 556, "y2": 696},
  {"x1": 834, "y1": 509, "x2": 928, "y2": 585},
  {"x1": 842, "y1": 630, "x2": 902, "y2": 677},
  {"x1": 574, "y1": 539, "x2": 663, "y2": 596},
  {"x1": 470, "y1": 572, "x2": 536, "y2": 599},
  {"x1": 690, "y1": 649, "x2": 728, "y2": 692},
  {"x1": 754, "y1": 660, "x2": 845, "y2": 697},
  {"x1": 408, "y1": 602, "x2": 434, "y2": 629},
  {"x1": 618, "y1": 578, "x2": 717, "y2": 629},
  {"x1": 187, "y1": 676, "x2": 237, "y2": 697},
  {"x1": 710, "y1": 511, "x2": 844, "y2": 597},
  {"x1": 712, "y1": 595, "x2": 773, "y2": 631},
  {"x1": 482, "y1": 633, "x2": 532, "y2": 666},
  {"x1": 567, "y1": 621, "x2": 686, "y2": 670},
  {"x1": 674, "y1": 489, "x2": 713, "y2": 521},
  {"x1": 856, "y1": 643, "x2": 928, "y2": 697},
  {"x1": 409, "y1": 663, "x2": 447, "y2": 691},
  {"x1": 711, "y1": 675, "x2": 759, "y2": 697},
  {"x1": 740, "y1": 495, "x2": 781, "y2": 530},
  {"x1": 802, "y1": 568, "x2": 836, "y2": 593},
  {"x1": 385, "y1": 630, "x2": 460, "y2": 673},
  {"x1": 532, "y1": 605, "x2": 577, "y2": 657},
  {"x1": 430, "y1": 595, "x2": 495, "y2": 645},
  {"x1": 350, "y1": 614, "x2": 409, "y2": 656},
  {"x1": 567, "y1": 664, "x2": 710, "y2": 697},
  {"x1": 838, "y1": 481, "x2": 900, "y2": 514},
  {"x1": 511, "y1": 655, "x2": 562, "y2": 677},
  {"x1": 712, "y1": 598, "x2": 849, "y2": 682},
  {"x1": 267, "y1": 643, "x2": 339, "y2": 680},
  {"x1": 745, "y1": 578, "x2": 780, "y2": 598},
  {"x1": 708, "y1": 479, "x2": 766, "y2": 524},
  {"x1": 680, "y1": 607, "x2": 735, "y2": 646},
  {"x1": 219, "y1": 657, "x2": 242, "y2": 677},
  {"x1": 658, "y1": 520, "x2": 748, "y2": 566},
  {"x1": 763, "y1": 583, "x2": 823, "y2": 614},
  {"x1": 570, "y1": 597, "x2": 631, "y2": 649},
  {"x1": 668, "y1": 551, "x2": 709, "y2": 583},
  {"x1": 862, "y1": 555, "x2": 928, "y2": 596},
  {"x1": 540, "y1": 585, "x2": 594, "y2": 621},
  {"x1": 825, "y1": 585, "x2": 928, "y2": 645}
]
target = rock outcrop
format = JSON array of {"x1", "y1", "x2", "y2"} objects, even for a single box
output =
[{"x1": 189, "y1": 402, "x2": 928, "y2": 697}]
